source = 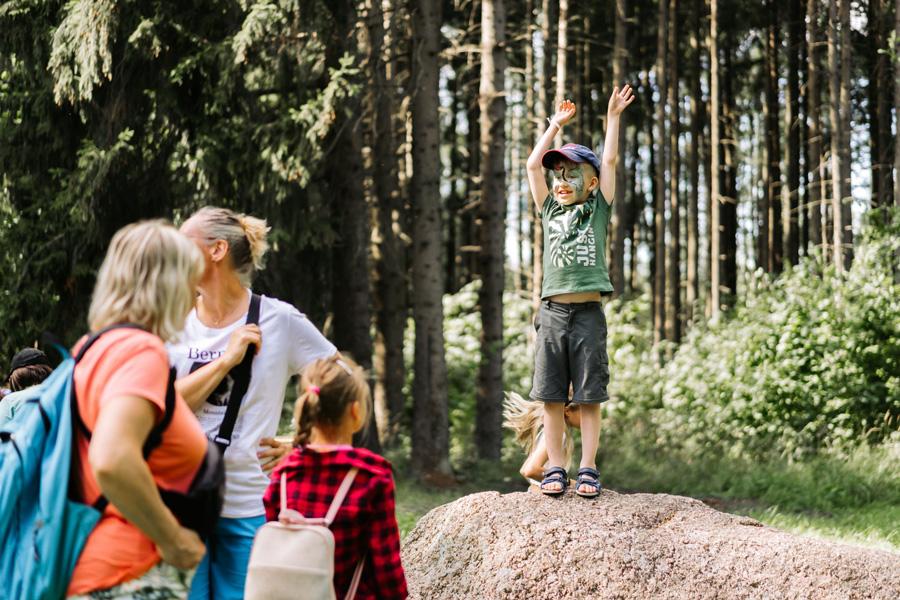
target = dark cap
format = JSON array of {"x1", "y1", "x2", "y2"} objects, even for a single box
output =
[
  {"x1": 541, "y1": 143, "x2": 601, "y2": 175},
  {"x1": 10, "y1": 348, "x2": 50, "y2": 372}
]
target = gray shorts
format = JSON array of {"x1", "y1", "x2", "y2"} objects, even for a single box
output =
[{"x1": 530, "y1": 300, "x2": 610, "y2": 404}]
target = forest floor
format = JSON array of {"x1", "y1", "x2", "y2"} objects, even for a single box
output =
[{"x1": 392, "y1": 454, "x2": 900, "y2": 555}]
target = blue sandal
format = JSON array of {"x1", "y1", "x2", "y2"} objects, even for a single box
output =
[
  {"x1": 540, "y1": 466, "x2": 568, "y2": 496},
  {"x1": 575, "y1": 467, "x2": 602, "y2": 498}
]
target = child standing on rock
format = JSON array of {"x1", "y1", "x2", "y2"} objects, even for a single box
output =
[{"x1": 525, "y1": 87, "x2": 634, "y2": 497}]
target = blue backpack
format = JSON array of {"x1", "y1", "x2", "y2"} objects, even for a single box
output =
[
  {"x1": 0, "y1": 346, "x2": 100, "y2": 600},
  {"x1": 0, "y1": 325, "x2": 175, "y2": 599}
]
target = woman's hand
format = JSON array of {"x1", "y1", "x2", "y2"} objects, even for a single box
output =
[
  {"x1": 258, "y1": 437, "x2": 290, "y2": 473},
  {"x1": 158, "y1": 525, "x2": 206, "y2": 569},
  {"x1": 222, "y1": 324, "x2": 262, "y2": 369},
  {"x1": 607, "y1": 84, "x2": 635, "y2": 116},
  {"x1": 551, "y1": 99, "x2": 577, "y2": 128}
]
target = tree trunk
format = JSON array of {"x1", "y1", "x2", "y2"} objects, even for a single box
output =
[
  {"x1": 828, "y1": 0, "x2": 845, "y2": 272},
  {"x1": 329, "y1": 0, "x2": 379, "y2": 453},
  {"x1": 709, "y1": 0, "x2": 721, "y2": 318},
  {"x1": 785, "y1": 0, "x2": 801, "y2": 265},
  {"x1": 666, "y1": 0, "x2": 682, "y2": 343},
  {"x1": 895, "y1": 0, "x2": 900, "y2": 207},
  {"x1": 867, "y1": 0, "x2": 882, "y2": 209},
  {"x1": 554, "y1": 0, "x2": 569, "y2": 146},
  {"x1": 838, "y1": 0, "x2": 853, "y2": 266},
  {"x1": 687, "y1": 0, "x2": 703, "y2": 323},
  {"x1": 582, "y1": 13, "x2": 594, "y2": 147},
  {"x1": 876, "y1": 0, "x2": 894, "y2": 208},
  {"x1": 807, "y1": 0, "x2": 824, "y2": 258},
  {"x1": 410, "y1": 0, "x2": 452, "y2": 479},
  {"x1": 476, "y1": 0, "x2": 506, "y2": 461},
  {"x1": 654, "y1": 0, "x2": 668, "y2": 344},
  {"x1": 610, "y1": 0, "x2": 628, "y2": 296},
  {"x1": 533, "y1": 0, "x2": 553, "y2": 312},
  {"x1": 800, "y1": 18, "x2": 810, "y2": 256},
  {"x1": 369, "y1": 0, "x2": 406, "y2": 446},
  {"x1": 464, "y1": 48, "x2": 481, "y2": 283},
  {"x1": 764, "y1": 0, "x2": 783, "y2": 274},
  {"x1": 446, "y1": 63, "x2": 462, "y2": 294},
  {"x1": 721, "y1": 35, "x2": 738, "y2": 304},
  {"x1": 524, "y1": 0, "x2": 536, "y2": 296},
  {"x1": 573, "y1": 10, "x2": 585, "y2": 142},
  {"x1": 511, "y1": 87, "x2": 524, "y2": 293},
  {"x1": 628, "y1": 122, "x2": 641, "y2": 295}
]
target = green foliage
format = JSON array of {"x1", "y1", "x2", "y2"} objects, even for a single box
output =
[
  {"x1": 604, "y1": 210, "x2": 900, "y2": 461},
  {"x1": 48, "y1": 0, "x2": 118, "y2": 105},
  {"x1": 403, "y1": 281, "x2": 534, "y2": 464},
  {"x1": 0, "y1": 0, "x2": 361, "y2": 361}
]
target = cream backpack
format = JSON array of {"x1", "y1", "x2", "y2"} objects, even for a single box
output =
[{"x1": 244, "y1": 468, "x2": 364, "y2": 600}]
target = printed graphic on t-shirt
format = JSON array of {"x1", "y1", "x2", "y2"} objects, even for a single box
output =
[
  {"x1": 189, "y1": 360, "x2": 234, "y2": 407},
  {"x1": 548, "y1": 201, "x2": 597, "y2": 268}
]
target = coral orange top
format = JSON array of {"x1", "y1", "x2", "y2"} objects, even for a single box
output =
[{"x1": 67, "y1": 329, "x2": 207, "y2": 596}]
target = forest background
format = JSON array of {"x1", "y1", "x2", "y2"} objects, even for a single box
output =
[{"x1": 1, "y1": 0, "x2": 898, "y2": 551}]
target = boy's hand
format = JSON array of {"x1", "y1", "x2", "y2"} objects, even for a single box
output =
[
  {"x1": 607, "y1": 84, "x2": 635, "y2": 116},
  {"x1": 551, "y1": 99, "x2": 577, "y2": 127}
]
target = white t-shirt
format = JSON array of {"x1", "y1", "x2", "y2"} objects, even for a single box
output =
[{"x1": 167, "y1": 290, "x2": 336, "y2": 517}]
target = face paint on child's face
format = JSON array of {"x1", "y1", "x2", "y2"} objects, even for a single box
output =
[{"x1": 551, "y1": 162, "x2": 592, "y2": 205}]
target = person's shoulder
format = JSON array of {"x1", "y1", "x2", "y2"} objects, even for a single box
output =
[
  {"x1": 257, "y1": 293, "x2": 309, "y2": 323},
  {"x1": 590, "y1": 190, "x2": 612, "y2": 209},
  {"x1": 335, "y1": 447, "x2": 395, "y2": 479},
  {"x1": 542, "y1": 194, "x2": 559, "y2": 213},
  {"x1": 75, "y1": 327, "x2": 166, "y2": 361}
]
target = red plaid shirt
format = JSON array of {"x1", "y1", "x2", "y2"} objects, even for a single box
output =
[{"x1": 264, "y1": 446, "x2": 408, "y2": 600}]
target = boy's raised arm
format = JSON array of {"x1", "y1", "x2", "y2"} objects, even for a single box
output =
[
  {"x1": 527, "y1": 99, "x2": 577, "y2": 211},
  {"x1": 599, "y1": 85, "x2": 635, "y2": 205}
]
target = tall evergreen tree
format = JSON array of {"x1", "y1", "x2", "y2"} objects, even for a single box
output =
[
  {"x1": 654, "y1": 0, "x2": 668, "y2": 341},
  {"x1": 476, "y1": 0, "x2": 507, "y2": 460},
  {"x1": 410, "y1": 0, "x2": 452, "y2": 479}
]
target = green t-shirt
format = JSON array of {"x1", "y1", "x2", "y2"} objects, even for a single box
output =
[{"x1": 541, "y1": 192, "x2": 613, "y2": 298}]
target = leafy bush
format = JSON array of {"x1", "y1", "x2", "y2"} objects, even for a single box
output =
[
  {"x1": 605, "y1": 209, "x2": 900, "y2": 460},
  {"x1": 402, "y1": 281, "x2": 533, "y2": 463}
]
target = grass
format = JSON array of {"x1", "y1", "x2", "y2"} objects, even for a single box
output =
[
  {"x1": 392, "y1": 442, "x2": 900, "y2": 553},
  {"x1": 740, "y1": 503, "x2": 899, "y2": 553}
]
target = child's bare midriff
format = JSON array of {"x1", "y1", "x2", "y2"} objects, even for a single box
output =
[{"x1": 547, "y1": 291, "x2": 603, "y2": 303}]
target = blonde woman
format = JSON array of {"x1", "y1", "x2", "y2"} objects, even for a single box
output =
[
  {"x1": 170, "y1": 206, "x2": 337, "y2": 599},
  {"x1": 68, "y1": 221, "x2": 209, "y2": 598},
  {"x1": 503, "y1": 391, "x2": 581, "y2": 486}
]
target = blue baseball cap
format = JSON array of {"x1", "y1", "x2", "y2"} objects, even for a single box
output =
[{"x1": 541, "y1": 143, "x2": 601, "y2": 174}]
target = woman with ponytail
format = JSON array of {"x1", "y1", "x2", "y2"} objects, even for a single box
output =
[
  {"x1": 169, "y1": 206, "x2": 337, "y2": 599},
  {"x1": 264, "y1": 356, "x2": 407, "y2": 600}
]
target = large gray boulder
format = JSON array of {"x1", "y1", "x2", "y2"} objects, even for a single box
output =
[{"x1": 402, "y1": 490, "x2": 900, "y2": 599}]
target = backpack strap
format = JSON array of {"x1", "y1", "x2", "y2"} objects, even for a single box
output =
[
  {"x1": 345, "y1": 557, "x2": 365, "y2": 600},
  {"x1": 73, "y1": 323, "x2": 146, "y2": 363},
  {"x1": 71, "y1": 323, "x2": 147, "y2": 440},
  {"x1": 325, "y1": 467, "x2": 359, "y2": 525},
  {"x1": 140, "y1": 367, "x2": 177, "y2": 457},
  {"x1": 213, "y1": 293, "x2": 261, "y2": 454}
]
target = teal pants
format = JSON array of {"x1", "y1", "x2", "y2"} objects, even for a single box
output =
[{"x1": 188, "y1": 515, "x2": 265, "y2": 600}]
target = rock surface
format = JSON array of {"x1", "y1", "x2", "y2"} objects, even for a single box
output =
[{"x1": 402, "y1": 490, "x2": 900, "y2": 600}]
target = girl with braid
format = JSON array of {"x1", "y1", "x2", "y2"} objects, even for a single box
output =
[{"x1": 263, "y1": 356, "x2": 408, "y2": 600}]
